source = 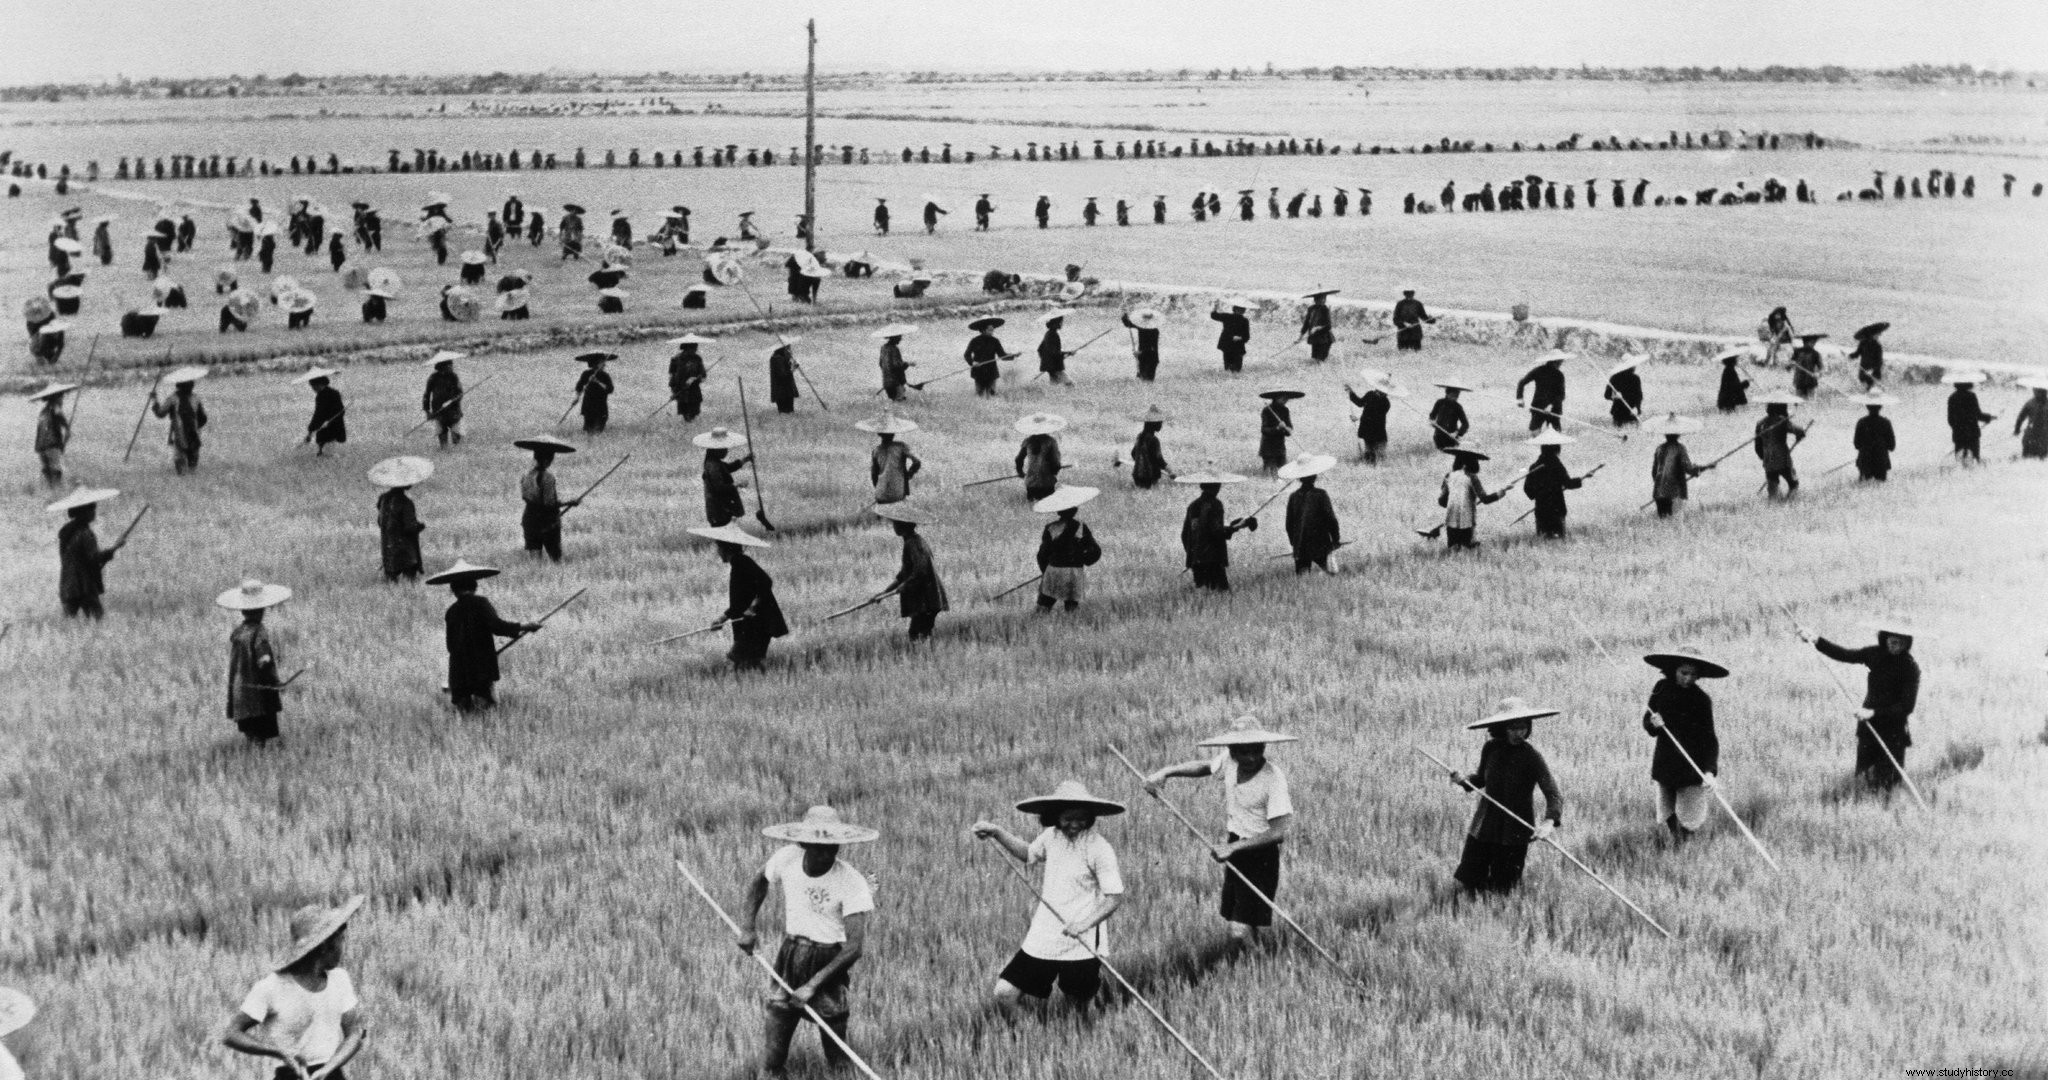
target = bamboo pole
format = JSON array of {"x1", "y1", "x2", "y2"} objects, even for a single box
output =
[
  {"x1": 1772, "y1": 603, "x2": 1929, "y2": 810},
  {"x1": 495, "y1": 587, "x2": 587, "y2": 656}
]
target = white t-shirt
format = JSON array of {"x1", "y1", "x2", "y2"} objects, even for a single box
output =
[
  {"x1": 1021, "y1": 828, "x2": 1124, "y2": 962},
  {"x1": 763, "y1": 845, "x2": 875, "y2": 944},
  {"x1": 1211, "y1": 753, "x2": 1293, "y2": 840},
  {"x1": 238, "y1": 968, "x2": 358, "y2": 1067}
]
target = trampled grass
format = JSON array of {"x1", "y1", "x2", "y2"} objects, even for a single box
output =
[{"x1": 3, "y1": 304, "x2": 2046, "y2": 1078}]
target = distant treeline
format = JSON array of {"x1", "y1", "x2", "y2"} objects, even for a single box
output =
[{"x1": 1, "y1": 63, "x2": 2037, "y2": 103}]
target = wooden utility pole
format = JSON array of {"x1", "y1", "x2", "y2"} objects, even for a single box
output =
[{"x1": 803, "y1": 18, "x2": 817, "y2": 253}]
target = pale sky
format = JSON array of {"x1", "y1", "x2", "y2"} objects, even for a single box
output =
[{"x1": 8, "y1": 0, "x2": 2047, "y2": 84}]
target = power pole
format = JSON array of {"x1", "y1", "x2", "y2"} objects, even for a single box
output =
[{"x1": 803, "y1": 18, "x2": 817, "y2": 253}]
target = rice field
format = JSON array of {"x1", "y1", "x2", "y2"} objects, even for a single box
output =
[{"x1": 4, "y1": 298, "x2": 2046, "y2": 1077}]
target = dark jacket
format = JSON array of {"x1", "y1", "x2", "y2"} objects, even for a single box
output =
[
  {"x1": 1284, "y1": 486, "x2": 1340, "y2": 561},
  {"x1": 1015, "y1": 434, "x2": 1062, "y2": 491},
  {"x1": 1210, "y1": 310, "x2": 1249, "y2": 354},
  {"x1": 1854, "y1": 414, "x2": 1896, "y2": 470},
  {"x1": 1815, "y1": 638, "x2": 1920, "y2": 723},
  {"x1": 1644, "y1": 678, "x2": 1718, "y2": 785},
  {"x1": 424, "y1": 369, "x2": 463, "y2": 422},
  {"x1": 1348, "y1": 389, "x2": 1390, "y2": 443},
  {"x1": 1516, "y1": 364, "x2": 1566, "y2": 409},
  {"x1": 890, "y1": 533, "x2": 948, "y2": 616},
  {"x1": 1036, "y1": 517, "x2": 1101, "y2": 569},
  {"x1": 1946, "y1": 389, "x2": 1992, "y2": 439},
  {"x1": 878, "y1": 342, "x2": 909, "y2": 391},
  {"x1": 1428, "y1": 397, "x2": 1468, "y2": 449},
  {"x1": 1717, "y1": 363, "x2": 1749, "y2": 410},
  {"x1": 153, "y1": 391, "x2": 206, "y2": 451},
  {"x1": 377, "y1": 489, "x2": 425, "y2": 577},
  {"x1": 576, "y1": 368, "x2": 614, "y2": 418},
  {"x1": 703, "y1": 454, "x2": 746, "y2": 526},
  {"x1": 1753, "y1": 413, "x2": 1805, "y2": 471},
  {"x1": 1037, "y1": 328, "x2": 1064, "y2": 375},
  {"x1": 1461, "y1": 739, "x2": 1563, "y2": 844},
  {"x1": 1130, "y1": 431, "x2": 1168, "y2": 488},
  {"x1": 1121, "y1": 315, "x2": 1160, "y2": 360},
  {"x1": 226, "y1": 622, "x2": 280, "y2": 721},
  {"x1": 1298, "y1": 303, "x2": 1332, "y2": 344},
  {"x1": 669, "y1": 348, "x2": 706, "y2": 394},
  {"x1": 964, "y1": 334, "x2": 1006, "y2": 386},
  {"x1": 1393, "y1": 297, "x2": 1428, "y2": 328},
  {"x1": 1522, "y1": 454, "x2": 1583, "y2": 511},
  {"x1": 58, "y1": 519, "x2": 111, "y2": 604},
  {"x1": 447, "y1": 593, "x2": 524, "y2": 690},
  {"x1": 308, "y1": 385, "x2": 346, "y2": 444},
  {"x1": 724, "y1": 553, "x2": 789, "y2": 637},
  {"x1": 768, "y1": 347, "x2": 799, "y2": 406},
  {"x1": 1181, "y1": 492, "x2": 1235, "y2": 568},
  {"x1": 1604, "y1": 369, "x2": 1643, "y2": 424}
]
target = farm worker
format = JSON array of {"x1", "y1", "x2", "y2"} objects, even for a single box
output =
[
  {"x1": 1641, "y1": 647, "x2": 1728, "y2": 845},
  {"x1": 1849, "y1": 323, "x2": 1887, "y2": 389},
  {"x1": 369, "y1": 456, "x2": 431, "y2": 583},
  {"x1": 301, "y1": 368, "x2": 346, "y2": 455},
  {"x1": 1436, "y1": 447, "x2": 1505, "y2": 550},
  {"x1": 872, "y1": 197, "x2": 889, "y2": 235},
  {"x1": 1715, "y1": 349, "x2": 1751, "y2": 412},
  {"x1": 767, "y1": 341, "x2": 800, "y2": 414},
  {"x1": 1646, "y1": 413, "x2": 1708, "y2": 516},
  {"x1": 1143, "y1": 716, "x2": 1298, "y2": 941},
  {"x1": 1209, "y1": 298, "x2": 1250, "y2": 373},
  {"x1": 667, "y1": 334, "x2": 712, "y2": 420},
  {"x1": 1788, "y1": 334, "x2": 1825, "y2": 398},
  {"x1": 360, "y1": 287, "x2": 390, "y2": 323},
  {"x1": 1943, "y1": 374, "x2": 1995, "y2": 464},
  {"x1": 737, "y1": 806, "x2": 877, "y2": 1077},
  {"x1": 1034, "y1": 194, "x2": 1051, "y2": 228},
  {"x1": 1238, "y1": 189, "x2": 1257, "y2": 220},
  {"x1": 1752, "y1": 394, "x2": 1808, "y2": 498},
  {"x1": 1013, "y1": 413, "x2": 1066, "y2": 502},
  {"x1": 0, "y1": 987, "x2": 32, "y2": 1080},
  {"x1": 873, "y1": 324, "x2": 914, "y2": 401},
  {"x1": 1515, "y1": 350, "x2": 1572, "y2": 432},
  {"x1": 610, "y1": 210, "x2": 632, "y2": 249},
  {"x1": 558, "y1": 206, "x2": 584, "y2": 260},
  {"x1": 1344, "y1": 377, "x2": 1393, "y2": 464},
  {"x1": 1121, "y1": 307, "x2": 1162, "y2": 381},
  {"x1": 587, "y1": 261, "x2": 626, "y2": 291},
  {"x1": 1033, "y1": 486, "x2": 1102, "y2": 612},
  {"x1": 30, "y1": 381, "x2": 74, "y2": 486},
  {"x1": 1037, "y1": 310, "x2": 1073, "y2": 386},
  {"x1": 427, "y1": 558, "x2": 541, "y2": 711},
  {"x1": 1797, "y1": 618, "x2": 1920, "y2": 792},
  {"x1": 2015, "y1": 380, "x2": 2048, "y2": 459},
  {"x1": 421, "y1": 351, "x2": 466, "y2": 448},
  {"x1": 1521, "y1": 431, "x2": 1586, "y2": 539},
  {"x1": 922, "y1": 199, "x2": 946, "y2": 233},
  {"x1": 221, "y1": 895, "x2": 368, "y2": 1080},
  {"x1": 1853, "y1": 395, "x2": 1898, "y2": 481},
  {"x1": 151, "y1": 366, "x2": 210, "y2": 474},
  {"x1": 1393, "y1": 289, "x2": 1435, "y2": 351},
  {"x1": 1177, "y1": 469, "x2": 1256, "y2": 591},
  {"x1": 1152, "y1": 194, "x2": 1167, "y2": 224},
  {"x1": 1082, "y1": 197, "x2": 1099, "y2": 226},
  {"x1": 858, "y1": 414, "x2": 920, "y2": 504},
  {"x1": 972, "y1": 780, "x2": 1125, "y2": 1013},
  {"x1": 690, "y1": 523, "x2": 789, "y2": 671},
  {"x1": 1278, "y1": 453, "x2": 1341, "y2": 573},
  {"x1": 1297, "y1": 289, "x2": 1338, "y2": 361},
  {"x1": 1427, "y1": 380, "x2": 1472, "y2": 450},
  {"x1": 872, "y1": 502, "x2": 947, "y2": 639},
  {"x1": 526, "y1": 210, "x2": 544, "y2": 246},
  {"x1": 737, "y1": 210, "x2": 761, "y2": 242},
  {"x1": 1604, "y1": 359, "x2": 1645, "y2": 427},
  {"x1": 975, "y1": 193, "x2": 993, "y2": 230},
  {"x1": 1257, "y1": 389, "x2": 1301, "y2": 471},
  {"x1": 695, "y1": 428, "x2": 751, "y2": 527},
  {"x1": 1445, "y1": 698, "x2": 1564, "y2": 894},
  {"x1": 49, "y1": 487, "x2": 123, "y2": 619},
  {"x1": 1127, "y1": 405, "x2": 1173, "y2": 489},
  {"x1": 964, "y1": 317, "x2": 1008, "y2": 397},
  {"x1": 513, "y1": 435, "x2": 579, "y2": 562},
  {"x1": 217, "y1": 577, "x2": 291, "y2": 744},
  {"x1": 574, "y1": 352, "x2": 615, "y2": 435}
]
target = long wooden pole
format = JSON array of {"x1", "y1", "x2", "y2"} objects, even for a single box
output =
[
  {"x1": 495, "y1": 587, "x2": 587, "y2": 656},
  {"x1": 1107, "y1": 746, "x2": 1371, "y2": 996},
  {"x1": 1505, "y1": 462, "x2": 1606, "y2": 527},
  {"x1": 69, "y1": 334, "x2": 101, "y2": 424},
  {"x1": 404, "y1": 373, "x2": 497, "y2": 435},
  {"x1": 1772, "y1": 603, "x2": 1929, "y2": 810},
  {"x1": 988, "y1": 572, "x2": 1043, "y2": 601},
  {"x1": 736, "y1": 376, "x2": 775, "y2": 530},
  {"x1": 123, "y1": 361, "x2": 169, "y2": 463},
  {"x1": 558, "y1": 454, "x2": 630, "y2": 517},
  {"x1": 802, "y1": 19, "x2": 817, "y2": 255},
  {"x1": 674, "y1": 858, "x2": 884, "y2": 1080},
  {"x1": 1413, "y1": 745, "x2": 1674, "y2": 939}
]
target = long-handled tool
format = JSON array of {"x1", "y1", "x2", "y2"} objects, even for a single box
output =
[
  {"x1": 495, "y1": 586, "x2": 587, "y2": 656},
  {"x1": 1259, "y1": 338, "x2": 1299, "y2": 364},
  {"x1": 1635, "y1": 416, "x2": 1789, "y2": 511},
  {"x1": 303, "y1": 409, "x2": 347, "y2": 448},
  {"x1": 908, "y1": 367, "x2": 969, "y2": 392},
  {"x1": 824, "y1": 585, "x2": 902, "y2": 622},
  {"x1": 988, "y1": 572, "x2": 1043, "y2": 601},
  {"x1": 1505, "y1": 462, "x2": 1606, "y2": 526},
  {"x1": 1236, "y1": 477, "x2": 1296, "y2": 524},
  {"x1": 792, "y1": 361, "x2": 831, "y2": 412},
  {"x1": 554, "y1": 387, "x2": 587, "y2": 428},
  {"x1": 1108, "y1": 746, "x2": 1371, "y2": 995},
  {"x1": 1065, "y1": 326, "x2": 1117, "y2": 357},
  {"x1": 736, "y1": 376, "x2": 775, "y2": 531},
  {"x1": 123, "y1": 364, "x2": 169, "y2": 463},
  {"x1": 1389, "y1": 394, "x2": 1466, "y2": 445},
  {"x1": 110, "y1": 503, "x2": 151, "y2": 550},
  {"x1": 644, "y1": 357, "x2": 728, "y2": 420},
  {"x1": 1265, "y1": 541, "x2": 1351, "y2": 562},
  {"x1": 1582, "y1": 357, "x2": 1646, "y2": 427},
  {"x1": 1414, "y1": 745, "x2": 1674, "y2": 938},
  {"x1": 1567, "y1": 614, "x2": 1781, "y2": 871},
  {"x1": 962, "y1": 474, "x2": 1021, "y2": 489},
  {"x1": 674, "y1": 859, "x2": 885, "y2": 1080},
  {"x1": 1499, "y1": 395, "x2": 1628, "y2": 442},
  {"x1": 68, "y1": 334, "x2": 101, "y2": 425},
  {"x1": 557, "y1": 454, "x2": 630, "y2": 518},
  {"x1": 976, "y1": 839, "x2": 1226, "y2": 1080},
  {"x1": 404, "y1": 373, "x2": 498, "y2": 435},
  {"x1": 1413, "y1": 464, "x2": 1536, "y2": 540},
  {"x1": 1773, "y1": 601, "x2": 1928, "y2": 810},
  {"x1": 646, "y1": 623, "x2": 724, "y2": 646}
]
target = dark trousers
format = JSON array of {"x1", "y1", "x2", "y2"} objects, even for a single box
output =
[
  {"x1": 235, "y1": 712, "x2": 280, "y2": 743},
  {"x1": 582, "y1": 406, "x2": 608, "y2": 434},
  {"x1": 1952, "y1": 434, "x2": 1981, "y2": 461},
  {"x1": 1220, "y1": 836, "x2": 1281, "y2": 926},
  {"x1": 1764, "y1": 467, "x2": 1798, "y2": 495},
  {"x1": 1136, "y1": 353, "x2": 1158, "y2": 381},
  {"x1": 173, "y1": 446, "x2": 200, "y2": 474},
  {"x1": 63, "y1": 597, "x2": 104, "y2": 619},
  {"x1": 762, "y1": 937, "x2": 852, "y2": 1075},
  {"x1": 1293, "y1": 553, "x2": 1330, "y2": 574},
  {"x1": 729, "y1": 624, "x2": 773, "y2": 670},
  {"x1": 1396, "y1": 327, "x2": 1423, "y2": 350},
  {"x1": 523, "y1": 521, "x2": 562, "y2": 561},
  {"x1": 1190, "y1": 564, "x2": 1230, "y2": 591},
  {"x1": 1533, "y1": 505, "x2": 1567, "y2": 538},
  {"x1": 1220, "y1": 347, "x2": 1243, "y2": 373},
  {"x1": 219, "y1": 309, "x2": 246, "y2": 332},
  {"x1": 1528, "y1": 408, "x2": 1560, "y2": 432},
  {"x1": 1858, "y1": 464, "x2": 1889, "y2": 481},
  {"x1": 1446, "y1": 527, "x2": 1477, "y2": 549},
  {"x1": 906, "y1": 612, "x2": 936, "y2": 640},
  {"x1": 1453, "y1": 835, "x2": 1529, "y2": 893},
  {"x1": 1308, "y1": 335, "x2": 1332, "y2": 361},
  {"x1": 1654, "y1": 497, "x2": 1676, "y2": 517},
  {"x1": 1855, "y1": 721, "x2": 1911, "y2": 789}
]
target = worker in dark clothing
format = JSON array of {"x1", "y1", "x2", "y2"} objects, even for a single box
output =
[
  {"x1": 421, "y1": 351, "x2": 468, "y2": 448},
  {"x1": 1799, "y1": 619, "x2": 1920, "y2": 792},
  {"x1": 975, "y1": 194, "x2": 993, "y2": 231},
  {"x1": 966, "y1": 317, "x2": 1009, "y2": 397},
  {"x1": 694, "y1": 428, "x2": 752, "y2": 527},
  {"x1": 690, "y1": 524, "x2": 788, "y2": 671},
  {"x1": 1177, "y1": 471, "x2": 1256, "y2": 591},
  {"x1": 1122, "y1": 308, "x2": 1162, "y2": 381},
  {"x1": 1127, "y1": 405, "x2": 1173, "y2": 488},
  {"x1": 1515, "y1": 351, "x2": 1570, "y2": 433},
  {"x1": 1641, "y1": 647, "x2": 1727, "y2": 845},
  {"x1": 1032, "y1": 486, "x2": 1102, "y2": 612},
  {"x1": 515, "y1": 436, "x2": 580, "y2": 560},
  {"x1": 1037, "y1": 312, "x2": 1074, "y2": 386},
  {"x1": 1753, "y1": 395, "x2": 1809, "y2": 498},
  {"x1": 668, "y1": 334, "x2": 712, "y2": 420},
  {"x1": 1427, "y1": 382, "x2": 1471, "y2": 450},
  {"x1": 871, "y1": 502, "x2": 947, "y2": 639},
  {"x1": 1853, "y1": 396, "x2": 1897, "y2": 480},
  {"x1": 1345, "y1": 374, "x2": 1395, "y2": 463},
  {"x1": 1297, "y1": 290, "x2": 1338, "y2": 362},
  {"x1": 1014, "y1": 413, "x2": 1066, "y2": 502},
  {"x1": 1393, "y1": 290, "x2": 1435, "y2": 351},
  {"x1": 301, "y1": 369, "x2": 347, "y2": 455},
  {"x1": 1850, "y1": 324, "x2": 1887, "y2": 389},
  {"x1": 51, "y1": 488, "x2": 125, "y2": 618},
  {"x1": 768, "y1": 342, "x2": 801, "y2": 414},
  {"x1": 429, "y1": 559, "x2": 542, "y2": 712},
  {"x1": 873, "y1": 198, "x2": 890, "y2": 235},
  {"x1": 1257, "y1": 390, "x2": 1301, "y2": 472},
  {"x1": 370, "y1": 456, "x2": 431, "y2": 582},
  {"x1": 1603, "y1": 359, "x2": 1644, "y2": 427},
  {"x1": 1034, "y1": 194, "x2": 1051, "y2": 229},
  {"x1": 1789, "y1": 334, "x2": 1826, "y2": 399},
  {"x1": 574, "y1": 352, "x2": 616, "y2": 435},
  {"x1": 1278, "y1": 454, "x2": 1341, "y2": 573},
  {"x1": 1716, "y1": 350, "x2": 1751, "y2": 412},
  {"x1": 1444, "y1": 699, "x2": 1564, "y2": 895},
  {"x1": 1945, "y1": 375, "x2": 1995, "y2": 464},
  {"x1": 1210, "y1": 299, "x2": 1251, "y2": 374},
  {"x1": 1520, "y1": 432, "x2": 1590, "y2": 539}
]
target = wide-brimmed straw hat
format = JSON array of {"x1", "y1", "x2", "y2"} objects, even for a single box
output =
[
  {"x1": 576, "y1": 351, "x2": 617, "y2": 364},
  {"x1": 36, "y1": 320, "x2": 72, "y2": 335},
  {"x1": 1536, "y1": 349, "x2": 1575, "y2": 365},
  {"x1": 1643, "y1": 412, "x2": 1703, "y2": 435},
  {"x1": 1757, "y1": 391, "x2": 1806, "y2": 406},
  {"x1": 1258, "y1": 388, "x2": 1306, "y2": 401},
  {"x1": 1276, "y1": 453, "x2": 1337, "y2": 480},
  {"x1": 422, "y1": 557, "x2": 500, "y2": 586},
  {"x1": 513, "y1": 435, "x2": 577, "y2": 454},
  {"x1": 668, "y1": 333, "x2": 715, "y2": 346},
  {"x1": 162, "y1": 365, "x2": 210, "y2": 385},
  {"x1": 425, "y1": 349, "x2": 467, "y2": 366},
  {"x1": 687, "y1": 523, "x2": 770, "y2": 548},
  {"x1": 1466, "y1": 696, "x2": 1559, "y2": 730},
  {"x1": 1606, "y1": 357, "x2": 1643, "y2": 377},
  {"x1": 1859, "y1": 615, "x2": 1921, "y2": 640},
  {"x1": 1014, "y1": 780, "x2": 1126, "y2": 818},
  {"x1": 1854, "y1": 321, "x2": 1890, "y2": 339},
  {"x1": 1941, "y1": 370, "x2": 1988, "y2": 385},
  {"x1": 762, "y1": 805, "x2": 878, "y2": 844},
  {"x1": 368, "y1": 456, "x2": 434, "y2": 489},
  {"x1": 282, "y1": 291, "x2": 317, "y2": 314},
  {"x1": 1221, "y1": 296, "x2": 1253, "y2": 309},
  {"x1": 27, "y1": 381, "x2": 79, "y2": 402},
  {"x1": 49, "y1": 285, "x2": 82, "y2": 301},
  {"x1": 692, "y1": 427, "x2": 749, "y2": 450},
  {"x1": 854, "y1": 413, "x2": 919, "y2": 435},
  {"x1": 215, "y1": 578, "x2": 293, "y2": 611},
  {"x1": 494, "y1": 290, "x2": 527, "y2": 310},
  {"x1": 1432, "y1": 379, "x2": 1474, "y2": 392},
  {"x1": 1040, "y1": 308, "x2": 1077, "y2": 326},
  {"x1": 0, "y1": 987, "x2": 34, "y2": 1037},
  {"x1": 1856, "y1": 393, "x2": 1900, "y2": 408},
  {"x1": 1525, "y1": 430, "x2": 1577, "y2": 447},
  {"x1": 1125, "y1": 307, "x2": 1164, "y2": 330},
  {"x1": 1643, "y1": 646, "x2": 1730, "y2": 679},
  {"x1": 274, "y1": 895, "x2": 364, "y2": 972},
  {"x1": 598, "y1": 287, "x2": 628, "y2": 299},
  {"x1": 1131, "y1": 404, "x2": 1172, "y2": 424},
  {"x1": 1354, "y1": 368, "x2": 1411, "y2": 398},
  {"x1": 2017, "y1": 376, "x2": 2048, "y2": 392},
  {"x1": 871, "y1": 323, "x2": 919, "y2": 340},
  {"x1": 1014, "y1": 412, "x2": 1067, "y2": 435},
  {"x1": 460, "y1": 250, "x2": 488, "y2": 266},
  {"x1": 1057, "y1": 282, "x2": 1087, "y2": 302},
  {"x1": 968, "y1": 316, "x2": 1005, "y2": 332},
  {"x1": 1198, "y1": 715, "x2": 1301, "y2": 748},
  {"x1": 872, "y1": 501, "x2": 936, "y2": 525},
  {"x1": 298, "y1": 367, "x2": 339, "y2": 384},
  {"x1": 1033, "y1": 485, "x2": 1100, "y2": 513},
  {"x1": 1173, "y1": 469, "x2": 1248, "y2": 485},
  {"x1": 1302, "y1": 287, "x2": 1341, "y2": 299},
  {"x1": 1440, "y1": 446, "x2": 1490, "y2": 461},
  {"x1": 45, "y1": 487, "x2": 118, "y2": 515}
]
